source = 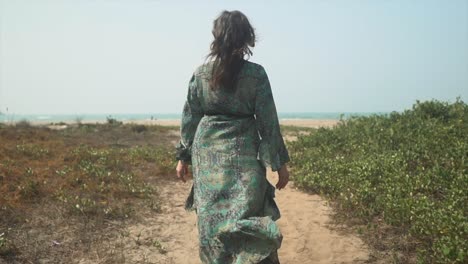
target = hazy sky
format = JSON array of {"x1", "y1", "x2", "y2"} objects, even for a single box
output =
[{"x1": 1, "y1": 0, "x2": 467, "y2": 115}]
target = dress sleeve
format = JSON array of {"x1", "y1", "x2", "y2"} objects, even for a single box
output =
[
  {"x1": 175, "y1": 73, "x2": 204, "y2": 164},
  {"x1": 255, "y1": 67, "x2": 290, "y2": 171}
]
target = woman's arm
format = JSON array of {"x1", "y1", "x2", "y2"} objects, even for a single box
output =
[
  {"x1": 175, "y1": 73, "x2": 203, "y2": 182},
  {"x1": 254, "y1": 66, "x2": 290, "y2": 189}
]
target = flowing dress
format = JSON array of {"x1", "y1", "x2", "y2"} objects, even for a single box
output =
[{"x1": 176, "y1": 60, "x2": 290, "y2": 264}]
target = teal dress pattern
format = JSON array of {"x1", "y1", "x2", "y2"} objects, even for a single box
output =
[{"x1": 176, "y1": 60, "x2": 290, "y2": 264}]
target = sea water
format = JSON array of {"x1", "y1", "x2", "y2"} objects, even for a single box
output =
[{"x1": 0, "y1": 112, "x2": 388, "y2": 123}]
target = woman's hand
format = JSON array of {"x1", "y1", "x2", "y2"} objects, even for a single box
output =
[
  {"x1": 176, "y1": 160, "x2": 189, "y2": 182},
  {"x1": 276, "y1": 164, "x2": 289, "y2": 190}
]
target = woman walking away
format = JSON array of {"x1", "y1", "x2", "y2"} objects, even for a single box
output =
[{"x1": 175, "y1": 10, "x2": 290, "y2": 264}]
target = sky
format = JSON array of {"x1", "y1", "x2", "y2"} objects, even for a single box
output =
[{"x1": 0, "y1": 0, "x2": 467, "y2": 115}]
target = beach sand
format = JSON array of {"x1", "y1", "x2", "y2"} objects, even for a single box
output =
[
  {"x1": 24, "y1": 118, "x2": 339, "y2": 129},
  {"x1": 127, "y1": 119, "x2": 340, "y2": 128}
]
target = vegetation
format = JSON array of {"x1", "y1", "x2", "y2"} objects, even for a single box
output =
[
  {"x1": 0, "y1": 122, "x2": 178, "y2": 263},
  {"x1": 106, "y1": 115, "x2": 123, "y2": 125},
  {"x1": 74, "y1": 116, "x2": 83, "y2": 125},
  {"x1": 15, "y1": 119, "x2": 32, "y2": 128},
  {"x1": 288, "y1": 98, "x2": 467, "y2": 263}
]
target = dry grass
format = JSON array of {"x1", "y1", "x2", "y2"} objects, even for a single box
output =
[{"x1": 0, "y1": 122, "x2": 178, "y2": 263}]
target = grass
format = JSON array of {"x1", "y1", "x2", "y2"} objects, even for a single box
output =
[
  {"x1": 0, "y1": 122, "x2": 179, "y2": 263},
  {"x1": 288, "y1": 98, "x2": 467, "y2": 263}
]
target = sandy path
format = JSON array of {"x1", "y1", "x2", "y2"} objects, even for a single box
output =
[
  {"x1": 267, "y1": 173, "x2": 369, "y2": 264},
  {"x1": 123, "y1": 179, "x2": 199, "y2": 264},
  {"x1": 122, "y1": 170, "x2": 369, "y2": 264},
  {"x1": 119, "y1": 124, "x2": 367, "y2": 263}
]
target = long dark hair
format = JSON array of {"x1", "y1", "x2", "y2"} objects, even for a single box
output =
[{"x1": 207, "y1": 10, "x2": 256, "y2": 91}]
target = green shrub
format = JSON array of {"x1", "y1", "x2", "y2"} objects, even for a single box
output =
[
  {"x1": 131, "y1": 124, "x2": 147, "y2": 133},
  {"x1": 288, "y1": 98, "x2": 467, "y2": 263},
  {"x1": 52, "y1": 144, "x2": 174, "y2": 218},
  {"x1": 15, "y1": 119, "x2": 31, "y2": 128},
  {"x1": 74, "y1": 116, "x2": 83, "y2": 125},
  {"x1": 0, "y1": 231, "x2": 16, "y2": 257},
  {"x1": 15, "y1": 144, "x2": 50, "y2": 159},
  {"x1": 106, "y1": 115, "x2": 122, "y2": 125},
  {"x1": 128, "y1": 145, "x2": 176, "y2": 174}
]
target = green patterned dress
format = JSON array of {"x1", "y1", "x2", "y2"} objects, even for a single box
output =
[{"x1": 176, "y1": 60, "x2": 290, "y2": 264}]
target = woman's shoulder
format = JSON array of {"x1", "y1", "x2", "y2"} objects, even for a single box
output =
[
  {"x1": 192, "y1": 61, "x2": 214, "y2": 78},
  {"x1": 194, "y1": 61, "x2": 213, "y2": 74},
  {"x1": 192, "y1": 60, "x2": 267, "y2": 78},
  {"x1": 241, "y1": 60, "x2": 267, "y2": 78},
  {"x1": 243, "y1": 60, "x2": 263, "y2": 69}
]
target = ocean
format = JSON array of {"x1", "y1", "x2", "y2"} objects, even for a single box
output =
[{"x1": 0, "y1": 112, "x2": 388, "y2": 123}]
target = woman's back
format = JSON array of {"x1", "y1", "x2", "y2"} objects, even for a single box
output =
[
  {"x1": 194, "y1": 60, "x2": 266, "y2": 117},
  {"x1": 175, "y1": 10, "x2": 289, "y2": 264},
  {"x1": 178, "y1": 59, "x2": 289, "y2": 263}
]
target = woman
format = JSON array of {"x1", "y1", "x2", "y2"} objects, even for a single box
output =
[{"x1": 175, "y1": 10, "x2": 290, "y2": 264}]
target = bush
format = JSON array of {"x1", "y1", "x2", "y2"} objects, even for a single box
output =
[
  {"x1": 131, "y1": 124, "x2": 147, "y2": 133},
  {"x1": 288, "y1": 98, "x2": 467, "y2": 263},
  {"x1": 75, "y1": 116, "x2": 83, "y2": 125},
  {"x1": 0, "y1": 231, "x2": 16, "y2": 257},
  {"x1": 106, "y1": 115, "x2": 122, "y2": 125},
  {"x1": 15, "y1": 119, "x2": 32, "y2": 128}
]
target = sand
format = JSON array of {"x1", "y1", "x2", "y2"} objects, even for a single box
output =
[
  {"x1": 135, "y1": 119, "x2": 340, "y2": 128},
  {"x1": 120, "y1": 169, "x2": 369, "y2": 264},
  {"x1": 279, "y1": 119, "x2": 340, "y2": 128},
  {"x1": 13, "y1": 118, "x2": 339, "y2": 129},
  {"x1": 13, "y1": 118, "x2": 341, "y2": 133}
]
